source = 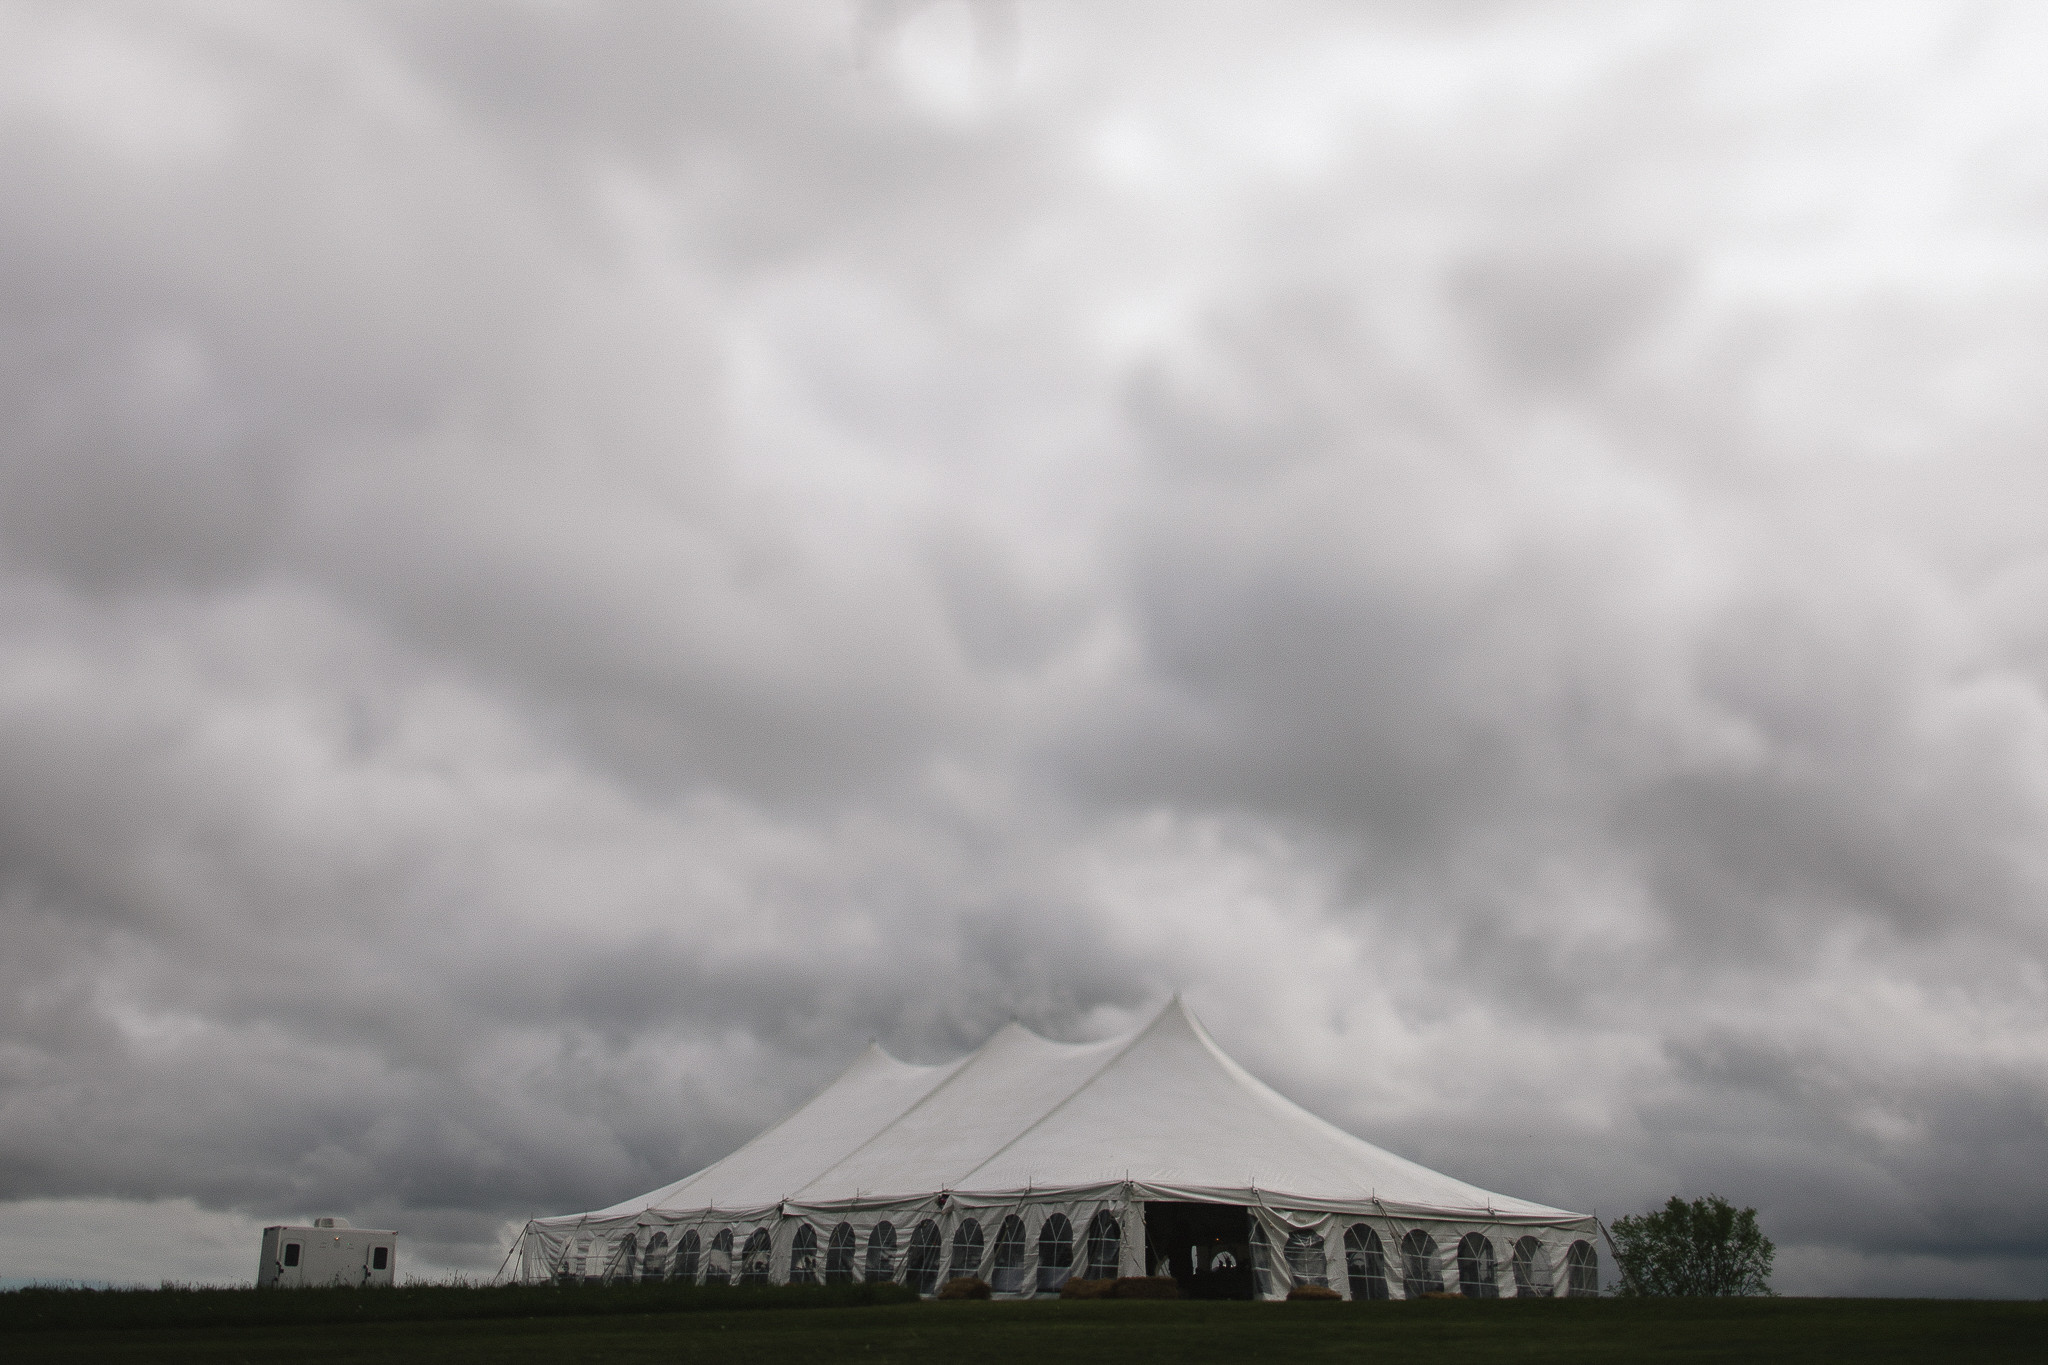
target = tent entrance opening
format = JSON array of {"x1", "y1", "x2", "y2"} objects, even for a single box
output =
[{"x1": 1143, "y1": 1201, "x2": 1254, "y2": 1299}]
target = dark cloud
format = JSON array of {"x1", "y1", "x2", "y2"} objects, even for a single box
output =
[{"x1": 0, "y1": 0, "x2": 2045, "y2": 1292}]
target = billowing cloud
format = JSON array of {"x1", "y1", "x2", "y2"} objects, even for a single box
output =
[{"x1": 1, "y1": 0, "x2": 2045, "y2": 1293}]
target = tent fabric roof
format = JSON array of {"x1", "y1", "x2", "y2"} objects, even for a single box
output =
[{"x1": 570, "y1": 997, "x2": 1579, "y2": 1224}]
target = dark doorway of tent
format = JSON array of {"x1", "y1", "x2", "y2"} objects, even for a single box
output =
[{"x1": 1144, "y1": 1202, "x2": 1255, "y2": 1299}]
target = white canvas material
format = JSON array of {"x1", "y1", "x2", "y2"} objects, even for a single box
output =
[{"x1": 512, "y1": 998, "x2": 1600, "y2": 1299}]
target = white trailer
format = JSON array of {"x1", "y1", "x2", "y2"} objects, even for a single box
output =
[{"x1": 257, "y1": 1218, "x2": 397, "y2": 1288}]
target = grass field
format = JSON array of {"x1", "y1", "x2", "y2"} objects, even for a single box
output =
[{"x1": 4, "y1": 1289, "x2": 2043, "y2": 1363}]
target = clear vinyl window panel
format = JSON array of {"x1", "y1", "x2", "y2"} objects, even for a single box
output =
[
  {"x1": 1510, "y1": 1236, "x2": 1549, "y2": 1298},
  {"x1": 705, "y1": 1228, "x2": 734, "y2": 1286},
  {"x1": 1250, "y1": 1222, "x2": 1282, "y2": 1298},
  {"x1": 1343, "y1": 1224, "x2": 1389, "y2": 1300},
  {"x1": 948, "y1": 1218, "x2": 984, "y2": 1284},
  {"x1": 1083, "y1": 1211, "x2": 1121, "y2": 1281},
  {"x1": 1284, "y1": 1228, "x2": 1328, "y2": 1288},
  {"x1": 865, "y1": 1221, "x2": 897, "y2": 1284},
  {"x1": 788, "y1": 1224, "x2": 819, "y2": 1285},
  {"x1": 1037, "y1": 1214, "x2": 1074, "y2": 1292},
  {"x1": 1456, "y1": 1234, "x2": 1498, "y2": 1299},
  {"x1": 905, "y1": 1219, "x2": 944, "y2": 1295},
  {"x1": 739, "y1": 1228, "x2": 773, "y2": 1285},
  {"x1": 825, "y1": 1223, "x2": 857, "y2": 1285},
  {"x1": 990, "y1": 1215, "x2": 1028, "y2": 1293},
  {"x1": 1399, "y1": 1230, "x2": 1444, "y2": 1297},
  {"x1": 1567, "y1": 1240, "x2": 1599, "y2": 1297}
]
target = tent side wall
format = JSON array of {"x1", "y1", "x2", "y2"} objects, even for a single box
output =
[{"x1": 513, "y1": 1186, "x2": 1598, "y2": 1300}]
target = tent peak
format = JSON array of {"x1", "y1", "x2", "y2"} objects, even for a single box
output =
[
  {"x1": 550, "y1": 990, "x2": 1589, "y2": 1231},
  {"x1": 1147, "y1": 992, "x2": 1208, "y2": 1037}
]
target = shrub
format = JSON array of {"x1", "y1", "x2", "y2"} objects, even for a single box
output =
[
  {"x1": 1109, "y1": 1277, "x2": 1180, "y2": 1299},
  {"x1": 1058, "y1": 1278, "x2": 1116, "y2": 1300},
  {"x1": 936, "y1": 1277, "x2": 990, "y2": 1300},
  {"x1": 1611, "y1": 1194, "x2": 1775, "y2": 1297},
  {"x1": 1286, "y1": 1285, "x2": 1342, "y2": 1301}
]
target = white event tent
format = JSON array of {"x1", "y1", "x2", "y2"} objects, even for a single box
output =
[{"x1": 512, "y1": 998, "x2": 1600, "y2": 1299}]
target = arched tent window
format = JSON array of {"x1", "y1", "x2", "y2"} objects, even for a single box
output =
[
  {"x1": 906, "y1": 1219, "x2": 944, "y2": 1294},
  {"x1": 865, "y1": 1222, "x2": 897, "y2": 1283},
  {"x1": 1285, "y1": 1228, "x2": 1328, "y2": 1288},
  {"x1": 1249, "y1": 1222, "x2": 1276, "y2": 1298},
  {"x1": 1084, "y1": 1211, "x2": 1121, "y2": 1280},
  {"x1": 1566, "y1": 1240, "x2": 1599, "y2": 1297},
  {"x1": 739, "y1": 1228, "x2": 773, "y2": 1285},
  {"x1": 949, "y1": 1219, "x2": 984, "y2": 1284},
  {"x1": 825, "y1": 1224, "x2": 856, "y2": 1284},
  {"x1": 990, "y1": 1216, "x2": 1027, "y2": 1293},
  {"x1": 1036, "y1": 1214, "x2": 1074, "y2": 1292},
  {"x1": 788, "y1": 1224, "x2": 819, "y2": 1285},
  {"x1": 1399, "y1": 1230, "x2": 1444, "y2": 1297},
  {"x1": 1343, "y1": 1225, "x2": 1389, "y2": 1300},
  {"x1": 643, "y1": 1231, "x2": 668, "y2": 1282},
  {"x1": 675, "y1": 1229, "x2": 701, "y2": 1282},
  {"x1": 1457, "y1": 1234, "x2": 1499, "y2": 1298},
  {"x1": 705, "y1": 1228, "x2": 734, "y2": 1287},
  {"x1": 1510, "y1": 1236, "x2": 1549, "y2": 1298},
  {"x1": 618, "y1": 1233, "x2": 638, "y2": 1282}
]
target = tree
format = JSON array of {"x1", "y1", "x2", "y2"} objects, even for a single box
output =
[{"x1": 1610, "y1": 1194, "x2": 1775, "y2": 1296}]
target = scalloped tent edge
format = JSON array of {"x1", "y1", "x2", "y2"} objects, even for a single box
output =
[{"x1": 511, "y1": 997, "x2": 1601, "y2": 1299}]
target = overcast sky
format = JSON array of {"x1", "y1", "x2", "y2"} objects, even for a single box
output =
[{"x1": 3, "y1": 0, "x2": 2046, "y2": 1296}]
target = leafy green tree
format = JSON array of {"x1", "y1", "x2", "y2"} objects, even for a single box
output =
[{"x1": 1610, "y1": 1194, "x2": 1775, "y2": 1296}]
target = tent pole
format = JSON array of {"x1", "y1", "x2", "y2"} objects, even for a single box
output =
[
  {"x1": 1596, "y1": 1216, "x2": 1632, "y2": 1296},
  {"x1": 493, "y1": 1221, "x2": 529, "y2": 1284}
]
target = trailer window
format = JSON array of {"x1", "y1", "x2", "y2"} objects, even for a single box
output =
[
  {"x1": 283, "y1": 1242, "x2": 301, "y2": 1267},
  {"x1": 372, "y1": 1246, "x2": 389, "y2": 1271}
]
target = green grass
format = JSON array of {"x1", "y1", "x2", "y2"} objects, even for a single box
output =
[
  {"x1": 0, "y1": 1279, "x2": 915, "y2": 1332},
  {"x1": 3, "y1": 1293, "x2": 2043, "y2": 1363}
]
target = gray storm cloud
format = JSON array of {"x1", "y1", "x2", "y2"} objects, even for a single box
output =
[{"x1": 1, "y1": 0, "x2": 2046, "y2": 1294}]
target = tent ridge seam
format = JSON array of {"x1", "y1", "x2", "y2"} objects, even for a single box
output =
[
  {"x1": 790, "y1": 1039, "x2": 1007, "y2": 1199},
  {"x1": 638, "y1": 1042, "x2": 922, "y2": 1215},
  {"x1": 949, "y1": 998, "x2": 1180, "y2": 1190}
]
